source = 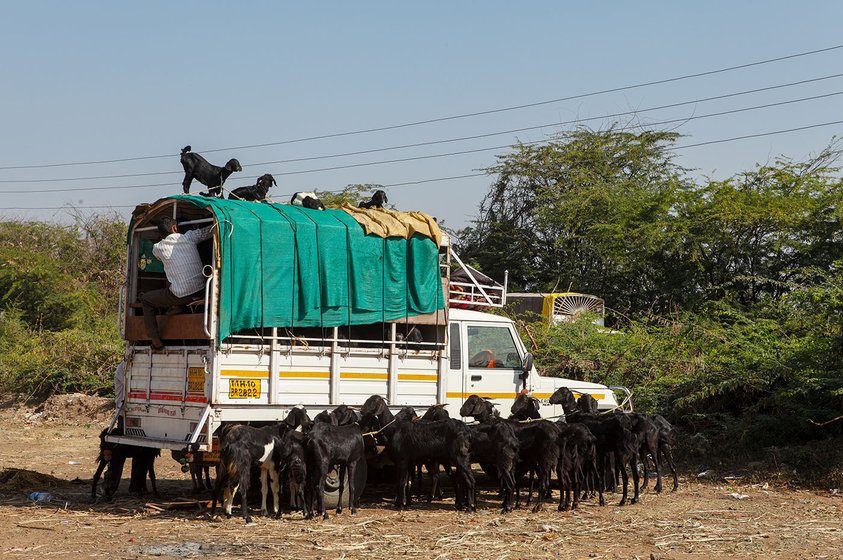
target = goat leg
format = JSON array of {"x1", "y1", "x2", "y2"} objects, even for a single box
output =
[
  {"x1": 336, "y1": 465, "x2": 346, "y2": 515},
  {"x1": 91, "y1": 459, "x2": 107, "y2": 503},
  {"x1": 347, "y1": 462, "x2": 357, "y2": 515}
]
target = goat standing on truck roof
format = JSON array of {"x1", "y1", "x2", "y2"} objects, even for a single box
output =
[
  {"x1": 140, "y1": 217, "x2": 214, "y2": 350},
  {"x1": 180, "y1": 145, "x2": 242, "y2": 197}
]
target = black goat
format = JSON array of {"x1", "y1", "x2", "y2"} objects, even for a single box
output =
[
  {"x1": 305, "y1": 422, "x2": 365, "y2": 520},
  {"x1": 466, "y1": 419, "x2": 519, "y2": 513},
  {"x1": 277, "y1": 429, "x2": 310, "y2": 516},
  {"x1": 359, "y1": 190, "x2": 388, "y2": 209},
  {"x1": 180, "y1": 145, "x2": 242, "y2": 197},
  {"x1": 460, "y1": 395, "x2": 559, "y2": 513},
  {"x1": 189, "y1": 461, "x2": 213, "y2": 493},
  {"x1": 578, "y1": 393, "x2": 599, "y2": 414},
  {"x1": 91, "y1": 426, "x2": 160, "y2": 502},
  {"x1": 509, "y1": 394, "x2": 601, "y2": 511},
  {"x1": 291, "y1": 191, "x2": 325, "y2": 210},
  {"x1": 330, "y1": 404, "x2": 360, "y2": 426},
  {"x1": 651, "y1": 413, "x2": 679, "y2": 492},
  {"x1": 211, "y1": 423, "x2": 287, "y2": 523},
  {"x1": 550, "y1": 387, "x2": 639, "y2": 506},
  {"x1": 314, "y1": 405, "x2": 359, "y2": 427},
  {"x1": 284, "y1": 406, "x2": 314, "y2": 432},
  {"x1": 418, "y1": 404, "x2": 453, "y2": 502},
  {"x1": 557, "y1": 422, "x2": 602, "y2": 510},
  {"x1": 228, "y1": 174, "x2": 277, "y2": 201},
  {"x1": 362, "y1": 395, "x2": 475, "y2": 511},
  {"x1": 613, "y1": 410, "x2": 663, "y2": 494},
  {"x1": 314, "y1": 409, "x2": 334, "y2": 425}
]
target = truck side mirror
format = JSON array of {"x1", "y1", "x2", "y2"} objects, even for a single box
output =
[
  {"x1": 519, "y1": 353, "x2": 533, "y2": 390},
  {"x1": 521, "y1": 353, "x2": 534, "y2": 373}
]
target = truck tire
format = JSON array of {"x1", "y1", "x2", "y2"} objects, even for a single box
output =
[{"x1": 320, "y1": 461, "x2": 368, "y2": 509}]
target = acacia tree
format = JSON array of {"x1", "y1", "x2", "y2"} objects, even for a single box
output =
[
  {"x1": 680, "y1": 149, "x2": 843, "y2": 306},
  {"x1": 458, "y1": 127, "x2": 692, "y2": 314}
]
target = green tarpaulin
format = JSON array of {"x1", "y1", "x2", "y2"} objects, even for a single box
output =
[{"x1": 163, "y1": 196, "x2": 444, "y2": 343}]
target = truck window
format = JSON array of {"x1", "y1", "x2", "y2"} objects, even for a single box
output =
[
  {"x1": 449, "y1": 323, "x2": 461, "y2": 369},
  {"x1": 466, "y1": 325, "x2": 521, "y2": 369}
]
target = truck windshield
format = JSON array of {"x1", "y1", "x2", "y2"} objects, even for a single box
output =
[{"x1": 466, "y1": 325, "x2": 521, "y2": 369}]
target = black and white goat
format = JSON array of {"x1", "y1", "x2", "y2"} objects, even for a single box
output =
[
  {"x1": 359, "y1": 190, "x2": 388, "y2": 209},
  {"x1": 210, "y1": 423, "x2": 287, "y2": 523},
  {"x1": 180, "y1": 145, "x2": 242, "y2": 197},
  {"x1": 228, "y1": 174, "x2": 277, "y2": 201},
  {"x1": 290, "y1": 191, "x2": 325, "y2": 210}
]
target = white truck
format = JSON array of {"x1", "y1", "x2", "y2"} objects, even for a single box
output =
[{"x1": 108, "y1": 196, "x2": 622, "y2": 461}]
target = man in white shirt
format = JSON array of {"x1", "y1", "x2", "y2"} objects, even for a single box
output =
[{"x1": 141, "y1": 217, "x2": 214, "y2": 350}]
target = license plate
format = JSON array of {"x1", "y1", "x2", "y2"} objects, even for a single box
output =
[
  {"x1": 197, "y1": 450, "x2": 220, "y2": 463},
  {"x1": 228, "y1": 378, "x2": 261, "y2": 399},
  {"x1": 187, "y1": 367, "x2": 205, "y2": 393}
]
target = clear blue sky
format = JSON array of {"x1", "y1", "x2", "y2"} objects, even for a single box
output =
[{"x1": 1, "y1": 1, "x2": 841, "y2": 230}]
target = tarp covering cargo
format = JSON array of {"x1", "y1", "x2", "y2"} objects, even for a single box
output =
[{"x1": 159, "y1": 196, "x2": 445, "y2": 342}]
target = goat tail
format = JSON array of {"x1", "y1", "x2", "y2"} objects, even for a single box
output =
[{"x1": 181, "y1": 145, "x2": 192, "y2": 155}]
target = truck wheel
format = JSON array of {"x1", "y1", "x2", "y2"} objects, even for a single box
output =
[{"x1": 321, "y1": 461, "x2": 368, "y2": 509}]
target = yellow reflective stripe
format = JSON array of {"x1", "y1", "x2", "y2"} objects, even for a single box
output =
[
  {"x1": 341, "y1": 372, "x2": 389, "y2": 380},
  {"x1": 447, "y1": 391, "x2": 605, "y2": 401},
  {"x1": 536, "y1": 392, "x2": 604, "y2": 400},
  {"x1": 224, "y1": 370, "x2": 439, "y2": 382},
  {"x1": 220, "y1": 370, "x2": 270, "y2": 379},
  {"x1": 446, "y1": 392, "x2": 521, "y2": 399},
  {"x1": 398, "y1": 374, "x2": 438, "y2": 381},
  {"x1": 279, "y1": 371, "x2": 330, "y2": 379}
]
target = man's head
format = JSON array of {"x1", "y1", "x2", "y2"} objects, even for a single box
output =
[{"x1": 155, "y1": 217, "x2": 178, "y2": 237}]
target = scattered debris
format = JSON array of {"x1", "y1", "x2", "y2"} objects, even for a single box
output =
[{"x1": 727, "y1": 492, "x2": 750, "y2": 500}]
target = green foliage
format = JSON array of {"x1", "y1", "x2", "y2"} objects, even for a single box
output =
[
  {"x1": 0, "y1": 215, "x2": 126, "y2": 398},
  {"x1": 480, "y1": 132, "x2": 843, "y2": 477}
]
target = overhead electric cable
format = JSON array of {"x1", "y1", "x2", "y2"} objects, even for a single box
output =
[
  {"x1": 2, "y1": 117, "x2": 842, "y2": 210},
  {"x1": 2, "y1": 87, "x2": 841, "y2": 186},
  {"x1": 0, "y1": 44, "x2": 841, "y2": 170}
]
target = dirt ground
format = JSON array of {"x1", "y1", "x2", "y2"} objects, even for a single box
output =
[{"x1": 0, "y1": 395, "x2": 841, "y2": 560}]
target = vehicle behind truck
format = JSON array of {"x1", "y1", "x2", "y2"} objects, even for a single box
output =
[{"x1": 109, "y1": 196, "x2": 622, "y2": 462}]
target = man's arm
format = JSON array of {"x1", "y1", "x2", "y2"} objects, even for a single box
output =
[{"x1": 183, "y1": 225, "x2": 215, "y2": 243}]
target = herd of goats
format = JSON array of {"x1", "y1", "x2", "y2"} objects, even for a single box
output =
[{"x1": 94, "y1": 386, "x2": 679, "y2": 524}]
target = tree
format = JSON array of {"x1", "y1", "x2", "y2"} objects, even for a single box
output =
[{"x1": 458, "y1": 127, "x2": 692, "y2": 314}]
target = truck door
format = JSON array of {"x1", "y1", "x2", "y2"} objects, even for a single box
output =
[{"x1": 464, "y1": 323, "x2": 523, "y2": 404}]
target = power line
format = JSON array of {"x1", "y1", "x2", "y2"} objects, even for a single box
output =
[
  {"x1": 3, "y1": 117, "x2": 842, "y2": 210},
  {"x1": 231, "y1": 73, "x2": 843, "y2": 166},
  {"x1": 1, "y1": 43, "x2": 842, "y2": 171},
  {"x1": 3, "y1": 85, "x2": 842, "y2": 187},
  {"x1": 675, "y1": 120, "x2": 843, "y2": 149},
  {"x1": 3, "y1": 117, "x2": 842, "y2": 213}
]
